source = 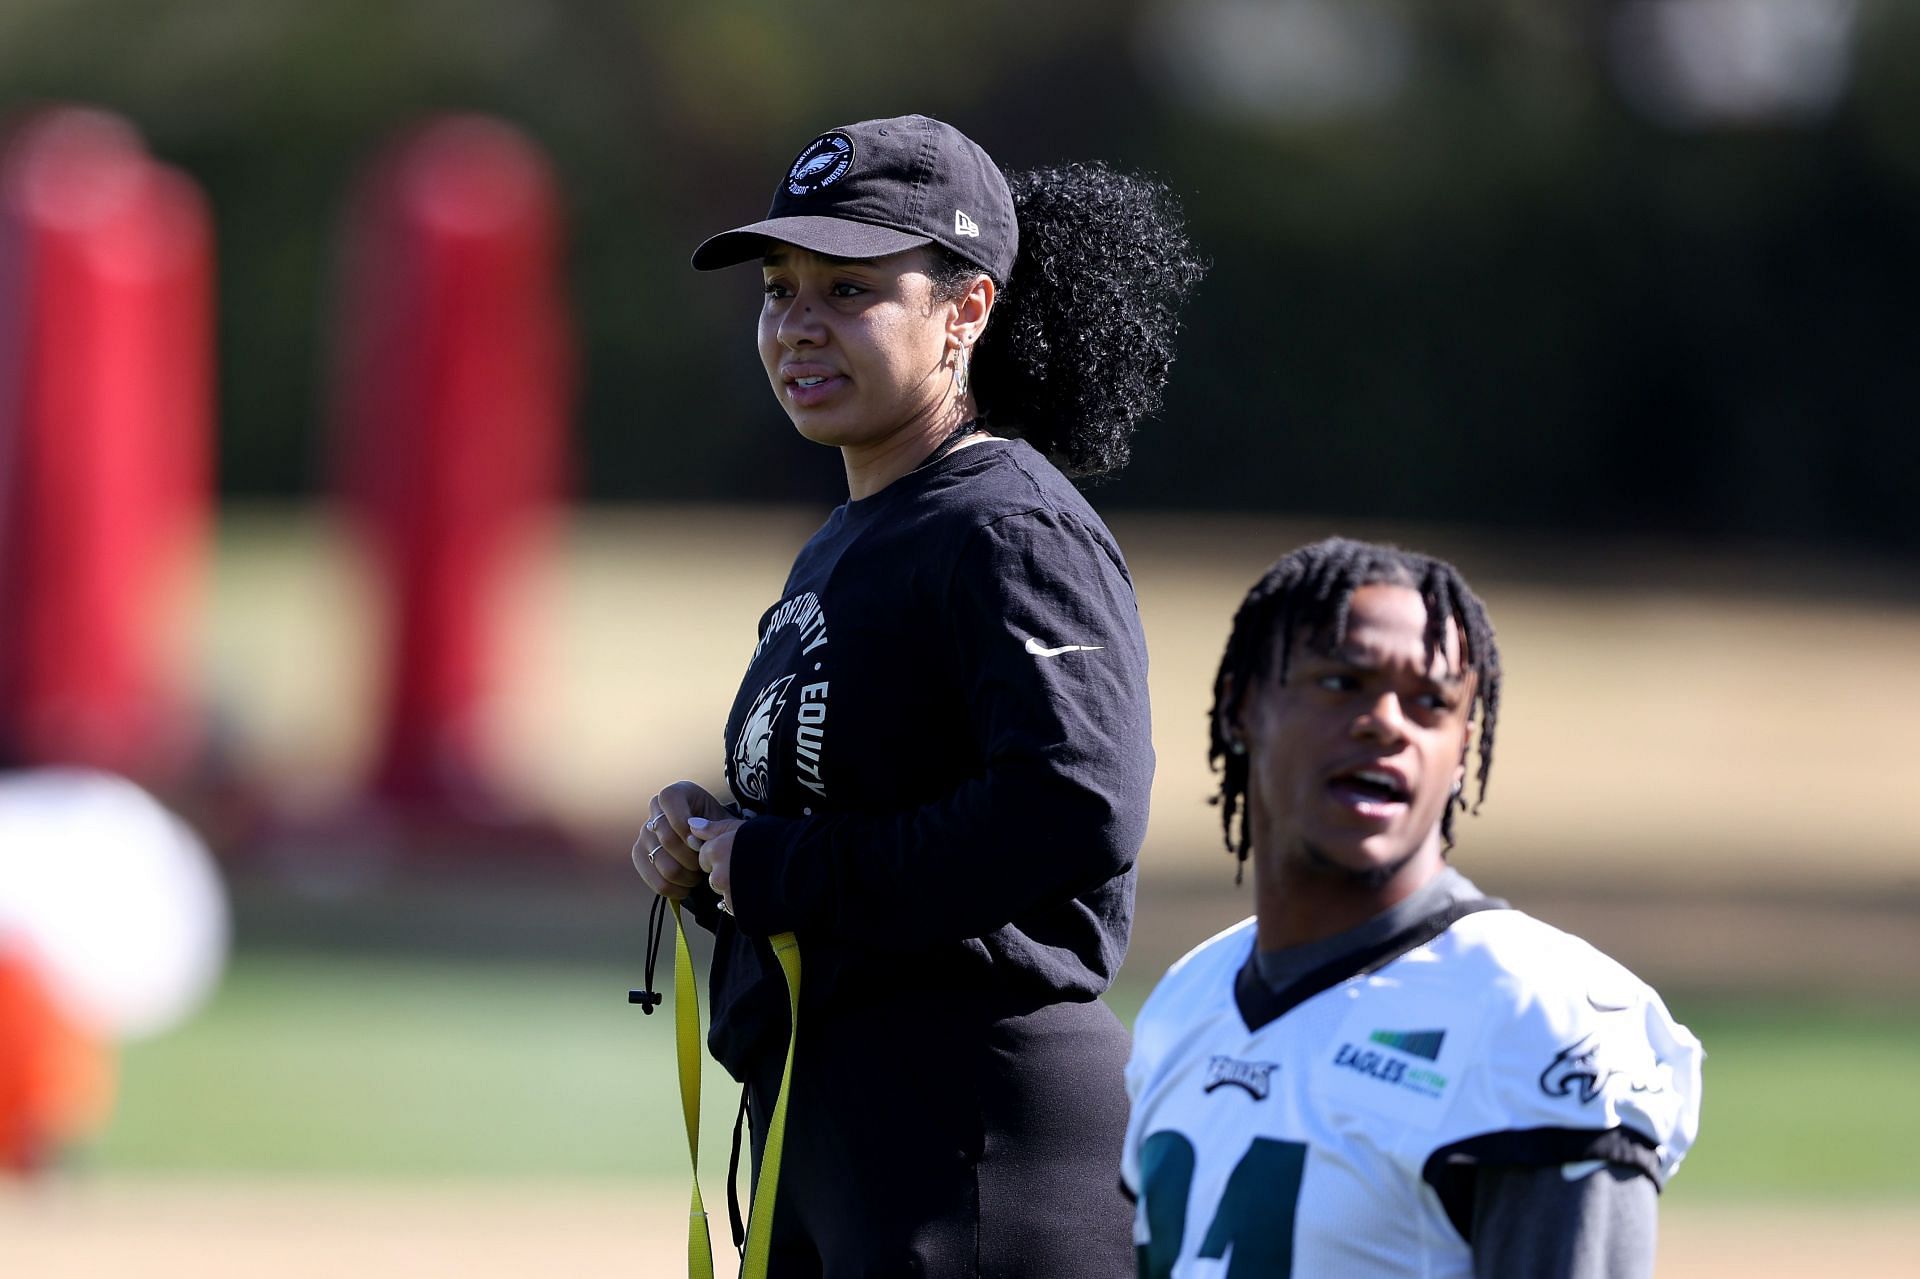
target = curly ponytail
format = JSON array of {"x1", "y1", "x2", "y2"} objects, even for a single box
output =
[{"x1": 933, "y1": 162, "x2": 1207, "y2": 479}]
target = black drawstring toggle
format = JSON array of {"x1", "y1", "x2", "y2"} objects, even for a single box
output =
[{"x1": 629, "y1": 892, "x2": 669, "y2": 1014}]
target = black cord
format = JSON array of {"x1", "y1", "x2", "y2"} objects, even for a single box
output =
[
  {"x1": 727, "y1": 1087, "x2": 750, "y2": 1258},
  {"x1": 916, "y1": 417, "x2": 984, "y2": 471},
  {"x1": 627, "y1": 892, "x2": 668, "y2": 1013}
]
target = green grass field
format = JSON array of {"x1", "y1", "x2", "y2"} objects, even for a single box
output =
[{"x1": 97, "y1": 950, "x2": 1920, "y2": 1202}]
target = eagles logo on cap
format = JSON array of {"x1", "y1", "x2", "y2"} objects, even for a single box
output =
[{"x1": 785, "y1": 132, "x2": 855, "y2": 197}]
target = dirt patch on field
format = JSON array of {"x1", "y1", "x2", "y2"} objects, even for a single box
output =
[
  {"x1": 213, "y1": 506, "x2": 1920, "y2": 889},
  {"x1": 0, "y1": 1180, "x2": 681, "y2": 1279},
  {"x1": 2, "y1": 1179, "x2": 1914, "y2": 1278}
]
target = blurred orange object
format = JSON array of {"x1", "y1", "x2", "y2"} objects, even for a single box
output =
[
  {"x1": 0, "y1": 942, "x2": 112, "y2": 1175},
  {"x1": 0, "y1": 106, "x2": 214, "y2": 783}
]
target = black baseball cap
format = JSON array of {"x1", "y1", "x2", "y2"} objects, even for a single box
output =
[{"x1": 691, "y1": 114, "x2": 1016, "y2": 282}]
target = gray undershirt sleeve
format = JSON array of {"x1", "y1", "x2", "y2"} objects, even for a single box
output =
[{"x1": 1472, "y1": 1162, "x2": 1659, "y2": 1279}]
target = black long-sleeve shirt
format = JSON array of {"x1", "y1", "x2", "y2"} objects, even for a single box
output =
[{"x1": 688, "y1": 437, "x2": 1154, "y2": 1080}]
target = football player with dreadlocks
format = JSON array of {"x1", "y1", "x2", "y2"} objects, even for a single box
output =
[{"x1": 1122, "y1": 537, "x2": 1703, "y2": 1278}]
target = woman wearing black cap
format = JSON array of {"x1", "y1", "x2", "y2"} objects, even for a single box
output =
[{"x1": 632, "y1": 113, "x2": 1204, "y2": 1277}]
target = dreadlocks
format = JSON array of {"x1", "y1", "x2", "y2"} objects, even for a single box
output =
[{"x1": 1208, "y1": 537, "x2": 1502, "y2": 879}]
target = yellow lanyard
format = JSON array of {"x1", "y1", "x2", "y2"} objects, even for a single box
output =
[{"x1": 667, "y1": 901, "x2": 801, "y2": 1279}]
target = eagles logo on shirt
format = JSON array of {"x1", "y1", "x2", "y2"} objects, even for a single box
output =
[
  {"x1": 733, "y1": 675, "x2": 794, "y2": 805},
  {"x1": 1540, "y1": 1032, "x2": 1671, "y2": 1104},
  {"x1": 1539, "y1": 1033, "x2": 1615, "y2": 1105},
  {"x1": 1203, "y1": 1056, "x2": 1278, "y2": 1100}
]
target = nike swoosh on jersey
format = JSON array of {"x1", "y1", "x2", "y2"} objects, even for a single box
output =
[{"x1": 1024, "y1": 636, "x2": 1106, "y2": 658}]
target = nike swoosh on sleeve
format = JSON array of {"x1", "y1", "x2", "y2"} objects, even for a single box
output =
[{"x1": 1024, "y1": 636, "x2": 1106, "y2": 658}]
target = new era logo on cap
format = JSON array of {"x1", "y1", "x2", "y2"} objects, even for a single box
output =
[{"x1": 954, "y1": 209, "x2": 980, "y2": 238}]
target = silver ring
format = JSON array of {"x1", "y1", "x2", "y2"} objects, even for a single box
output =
[{"x1": 646, "y1": 845, "x2": 661, "y2": 866}]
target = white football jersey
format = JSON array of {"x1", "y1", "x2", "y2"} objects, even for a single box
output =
[{"x1": 1123, "y1": 904, "x2": 1703, "y2": 1278}]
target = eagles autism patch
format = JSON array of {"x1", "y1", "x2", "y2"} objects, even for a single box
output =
[{"x1": 786, "y1": 132, "x2": 854, "y2": 196}]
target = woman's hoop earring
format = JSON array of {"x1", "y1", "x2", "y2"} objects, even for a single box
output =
[{"x1": 953, "y1": 347, "x2": 970, "y2": 398}]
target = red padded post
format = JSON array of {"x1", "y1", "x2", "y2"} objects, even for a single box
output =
[
  {"x1": 0, "y1": 109, "x2": 213, "y2": 782},
  {"x1": 330, "y1": 116, "x2": 573, "y2": 814}
]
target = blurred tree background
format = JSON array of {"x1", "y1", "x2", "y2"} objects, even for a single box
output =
[{"x1": 3, "y1": 0, "x2": 1916, "y2": 552}]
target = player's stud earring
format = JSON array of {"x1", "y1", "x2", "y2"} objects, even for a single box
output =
[{"x1": 1228, "y1": 737, "x2": 1246, "y2": 756}]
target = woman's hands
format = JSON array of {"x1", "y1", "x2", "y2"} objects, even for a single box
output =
[{"x1": 631, "y1": 781, "x2": 748, "y2": 914}]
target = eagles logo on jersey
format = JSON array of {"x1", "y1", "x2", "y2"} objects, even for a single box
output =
[{"x1": 732, "y1": 674, "x2": 793, "y2": 805}]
